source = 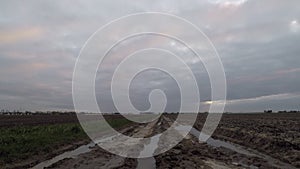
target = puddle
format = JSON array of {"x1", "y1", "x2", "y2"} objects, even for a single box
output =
[
  {"x1": 175, "y1": 125, "x2": 296, "y2": 169},
  {"x1": 31, "y1": 133, "x2": 120, "y2": 169},
  {"x1": 137, "y1": 157, "x2": 156, "y2": 169},
  {"x1": 136, "y1": 131, "x2": 161, "y2": 169},
  {"x1": 139, "y1": 134, "x2": 160, "y2": 157},
  {"x1": 190, "y1": 127, "x2": 258, "y2": 157},
  {"x1": 31, "y1": 142, "x2": 95, "y2": 169}
]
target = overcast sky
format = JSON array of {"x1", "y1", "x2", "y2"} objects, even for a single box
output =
[{"x1": 0, "y1": 0, "x2": 300, "y2": 112}]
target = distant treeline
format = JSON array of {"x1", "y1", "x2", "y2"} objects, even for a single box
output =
[
  {"x1": 264, "y1": 109, "x2": 300, "y2": 113},
  {"x1": 277, "y1": 110, "x2": 300, "y2": 113},
  {"x1": 0, "y1": 110, "x2": 299, "y2": 115},
  {"x1": 0, "y1": 110, "x2": 76, "y2": 115}
]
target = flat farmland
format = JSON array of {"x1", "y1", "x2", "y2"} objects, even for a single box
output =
[
  {"x1": 0, "y1": 114, "x2": 79, "y2": 127},
  {"x1": 194, "y1": 113, "x2": 300, "y2": 168},
  {"x1": 0, "y1": 114, "x2": 132, "y2": 169},
  {"x1": 0, "y1": 113, "x2": 299, "y2": 169}
]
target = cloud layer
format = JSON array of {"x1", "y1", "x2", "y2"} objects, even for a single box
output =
[{"x1": 0, "y1": 0, "x2": 299, "y2": 112}]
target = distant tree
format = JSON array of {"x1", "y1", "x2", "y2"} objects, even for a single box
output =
[
  {"x1": 278, "y1": 110, "x2": 287, "y2": 113},
  {"x1": 264, "y1": 110, "x2": 272, "y2": 113},
  {"x1": 25, "y1": 111, "x2": 32, "y2": 115}
]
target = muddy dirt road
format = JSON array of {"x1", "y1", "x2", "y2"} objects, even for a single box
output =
[{"x1": 31, "y1": 114, "x2": 298, "y2": 169}]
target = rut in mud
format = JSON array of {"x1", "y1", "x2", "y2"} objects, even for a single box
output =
[{"x1": 33, "y1": 114, "x2": 299, "y2": 169}]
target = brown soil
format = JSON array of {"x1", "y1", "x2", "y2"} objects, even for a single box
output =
[
  {"x1": 2, "y1": 113, "x2": 299, "y2": 168},
  {"x1": 192, "y1": 113, "x2": 300, "y2": 167}
]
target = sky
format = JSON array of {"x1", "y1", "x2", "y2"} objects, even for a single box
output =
[{"x1": 0, "y1": 0, "x2": 300, "y2": 112}]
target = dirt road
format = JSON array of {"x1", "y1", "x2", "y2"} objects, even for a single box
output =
[{"x1": 32, "y1": 114, "x2": 298, "y2": 169}]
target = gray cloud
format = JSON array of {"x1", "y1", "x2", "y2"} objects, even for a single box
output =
[{"x1": 0, "y1": 0, "x2": 300, "y2": 112}]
